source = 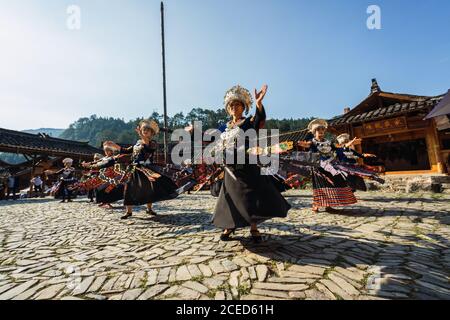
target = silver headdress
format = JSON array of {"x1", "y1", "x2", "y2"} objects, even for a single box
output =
[
  {"x1": 336, "y1": 133, "x2": 351, "y2": 144},
  {"x1": 62, "y1": 158, "x2": 73, "y2": 165},
  {"x1": 147, "y1": 120, "x2": 160, "y2": 135},
  {"x1": 308, "y1": 119, "x2": 328, "y2": 133},
  {"x1": 139, "y1": 119, "x2": 160, "y2": 136},
  {"x1": 224, "y1": 85, "x2": 253, "y2": 114}
]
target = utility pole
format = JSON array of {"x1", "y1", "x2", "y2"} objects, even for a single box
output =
[{"x1": 161, "y1": 1, "x2": 169, "y2": 163}]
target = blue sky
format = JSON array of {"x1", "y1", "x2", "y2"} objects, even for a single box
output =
[{"x1": 1, "y1": 0, "x2": 449, "y2": 130}]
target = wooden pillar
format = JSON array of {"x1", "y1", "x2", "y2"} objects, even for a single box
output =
[
  {"x1": 351, "y1": 125, "x2": 364, "y2": 155},
  {"x1": 29, "y1": 155, "x2": 37, "y2": 196},
  {"x1": 430, "y1": 120, "x2": 445, "y2": 174},
  {"x1": 425, "y1": 121, "x2": 444, "y2": 173}
]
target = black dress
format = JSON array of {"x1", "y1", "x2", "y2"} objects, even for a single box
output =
[
  {"x1": 120, "y1": 141, "x2": 179, "y2": 206},
  {"x1": 96, "y1": 165, "x2": 125, "y2": 204},
  {"x1": 307, "y1": 139, "x2": 357, "y2": 208},
  {"x1": 96, "y1": 185, "x2": 124, "y2": 204},
  {"x1": 335, "y1": 147, "x2": 367, "y2": 192},
  {"x1": 212, "y1": 108, "x2": 291, "y2": 229},
  {"x1": 54, "y1": 167, "x2": 77, "y2": 200},
  {"x1": 85, "y1": 169, "x2": 99, "y2": 202},
  {"x1": 210, "y1": 180, "x2": 222, "y2": 197},
  {"x1": 87, "y1": 156, "x2": 125, "y2": 204}
]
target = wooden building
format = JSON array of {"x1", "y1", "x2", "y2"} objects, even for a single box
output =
[
  {"x1": 328, "y1": 79, "x2": 449, "y2": 175},
  {"x1": 0, "y1": 128, "x2": 102, "y2": 190}
]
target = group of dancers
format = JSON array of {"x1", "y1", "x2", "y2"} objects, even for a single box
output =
[{"x1": 48, "y1": 84, "x2": 385, "y2": 242}]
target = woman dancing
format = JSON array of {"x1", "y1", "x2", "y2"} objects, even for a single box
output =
[
  {"x1": 106, "y1": 120, "x2": 179, "y2": 219},
  {"x1": 212, "y1": 84, "x2": 291, "y2": 242},
  {"x1": 50, "y1": 158, "x2": 77, "y2": 203},
  {"x1": 84, "y1": 153, "x2": 102, "y2": 203},
  {"x1": 334, "y1": 133, "x2": 384, "y2": 191},
  {"x1": 82, "y1": 144, "x2": 125, "y2": 209},
  {"x1": 298, "y1": 119, "x2": 357, "y2": 213}
]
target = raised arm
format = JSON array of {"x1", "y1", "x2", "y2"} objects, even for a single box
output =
[
  {"x1": 53, "y1": 168, "x2": 65, "y2": 175},
  {"x1": 252, "y1": 84, "x2": 268, "y2": 129},
  {"x1": 345, "y1": 137, "x2": 362, "y2": 148},
  {"x1": 298, "y1": 132, "x2": 314, "y2": 151},
  {"x1": 351, "y1": 149, "x2": 365, "y2": 159},
  {"x1": 88, "y1": 157, "x2": 116, "y2": 170},
  {"x1": 119, "y1": 146, "x2": 134, "y2": 155},
  {"x1": 251, "y1": 105, "x2": 266, "y2": 130},
  {"x1": 82, "y1": 158, "x2": 103, "y2": 168}
]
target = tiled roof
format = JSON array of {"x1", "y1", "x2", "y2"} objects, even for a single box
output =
[
  {"x1": 278, "y1": 129, "x2": 311, "y2": 142},
  {"x1": 0, "y1": 128, "x2": 101, "y2": 158},
  {"x1": 329, "y1": 96, "x2": 443, "y2": 126},
  {"x1": 263, "y1": 128, "x2": 311, "y2": 145}
]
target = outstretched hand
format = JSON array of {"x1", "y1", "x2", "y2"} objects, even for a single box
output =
[
  {"x1": 103, "y1": 141, "x2": 121, "y2": 152},
  {"x1": 345, "y1": 137, "x2": 362, "y2": 147},
  {"x1": 363, "y1": 153, "x2": 377, "y2": 158},
  {"x1": 254, "y1": 84, "x2": 268, "y2": 107},
  {"x1": 44, "y1": 169, "x2": 55, "y2": 176},
  {"x1": 298, "y1": 140, "x2": 312, "y2": 149},
  {"x1": 184, "y1": 124, "x2": 194, "y2": 133}
]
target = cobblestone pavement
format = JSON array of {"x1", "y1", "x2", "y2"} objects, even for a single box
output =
[{"x1": 0, "y1": 190, "x2": 449, "y2": 300}]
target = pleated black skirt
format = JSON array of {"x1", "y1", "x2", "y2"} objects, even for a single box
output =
[
  {"x1": 270, "y1": 175, "x2": 288, "y2": 193},
  {"x1": 96, "y1": 184, "x2": 124, "y2": 204},
  {"x1": 54, "y1": 180, "x2": 76, "y2": 198},
  {"x1": 346, "y1": 175, "x2": 367, "y2": 192},
  {"x1": 210, "y1": 180, "x2": 223, "y2": 197},
  {"x1": 124, "y1": 168, "x2": 179, "y2": 206},
  {"x1": 212, "y1": 165, "x2": 291, "y2": 229}
]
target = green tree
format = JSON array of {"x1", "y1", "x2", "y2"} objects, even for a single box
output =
[{"x1": 60, "y1": 110, "x2": 313, "y2": 147}]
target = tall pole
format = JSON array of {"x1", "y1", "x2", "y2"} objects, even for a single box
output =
[{"x1": 161, "y1": 1, "x2": 169, "y2": 163}]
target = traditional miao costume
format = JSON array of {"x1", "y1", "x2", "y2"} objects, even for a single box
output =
[
  {"x1": 85, "y1": 156, "x2": 125, "y2": 205},
  {"x1": 334, "y1": 134, "x2": 384, "y2": 191},
  {"x1": 306, "y1": 120, "x2": 357, "y2": 208},
  {"x1": 212, "y1": 85, "x2": 291, "y2": 230},
  {"x1": 335, "y1": 147, "x2": 368, "y2": 191},
  {"x1": 120, "y1": 140, "x2": 179, "y2": 206},
  {"x1": 54, "y1": 159, "x2": 77, "y2": 202},
  {"x1": 82, "y1": 154, "x2": 101, "y2": 202}
]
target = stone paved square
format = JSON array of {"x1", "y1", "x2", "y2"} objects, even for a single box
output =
[{"x1": 0, "y1": 190, "x2": 449, "y2": 300}]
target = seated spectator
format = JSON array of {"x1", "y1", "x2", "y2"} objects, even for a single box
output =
[{"x1": 31, "y1": 175, "x2": 44, "y2": 195}]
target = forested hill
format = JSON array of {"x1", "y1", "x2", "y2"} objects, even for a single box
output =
[{"x1": 60, "y1": 109, "x2": 313, "y2": 147}]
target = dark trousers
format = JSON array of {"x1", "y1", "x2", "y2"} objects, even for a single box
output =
[
  {"x1": 61, "y1": 182, "x2": 73, "y2": 201},
  {"x1": 88, "y1": 189, "x2": 95, "y2": 202},
  {"x1": 62, "y1": 189, "x2": 72, "y2": 201},
  {"x1": 7, "y1": 187, "x2": 16, "y2": 200},
  {"x1": 33, "y1": 185, "x2": 43, "y2": 193}
]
